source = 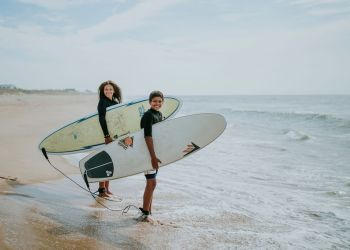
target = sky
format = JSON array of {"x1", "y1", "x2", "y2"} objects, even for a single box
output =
[{"x1": 0, "y1": 0, "x2": 349, "y2": 95}]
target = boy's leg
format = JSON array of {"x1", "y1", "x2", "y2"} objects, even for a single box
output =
[
  {"x1": 143, "y1": 178, "x2": 156, "y2": 213},
  {"x1": 149, "y1": 196, "x2": 153, "y2": 215}
]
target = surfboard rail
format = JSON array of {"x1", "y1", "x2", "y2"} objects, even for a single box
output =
[{"x1": 38, "y1": 96, "x2": 182, "y2": 155}]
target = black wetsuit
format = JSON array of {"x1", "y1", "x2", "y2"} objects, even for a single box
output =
[
  {"x1": 140, "y1": 108, "x2": 163, "y2": 137},
  {"x1": 140, "y1": 108, "x2": 163, "y2": 179},
  {"x1": 98, "y1": 97, "x2": 118, "y2": 137}
]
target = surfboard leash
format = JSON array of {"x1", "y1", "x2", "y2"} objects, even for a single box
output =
[
  {"x1": 41, "y1": 148, "x2": 90, "y2": 192},
  {"x1": 40, "y1": 147, "x2": 139, "y2": 214},
  {"x1": 82, "y1": 170, "x2": 139, "y2": 214}
]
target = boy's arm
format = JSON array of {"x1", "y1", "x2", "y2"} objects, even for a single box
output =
[{"x1": 145, "y1": 136, "x2": 161, "y2": 169}]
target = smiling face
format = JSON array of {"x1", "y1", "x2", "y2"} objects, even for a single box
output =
[
  {"x1": 103, "y1": 84, "x2": 114, "y2": 100},
  {"x1": 150, "y1": 96, "x2": 163, "y2": 111}
]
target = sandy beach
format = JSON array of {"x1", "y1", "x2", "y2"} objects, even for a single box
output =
[{"x1": 0, "y1": 93, "x2": 108, "y2": 249}]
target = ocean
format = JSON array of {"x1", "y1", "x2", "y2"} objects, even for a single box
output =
[
  {"x1": 161, "y1": 95, "x2": 350, "y2": 249},
  {"x1": 3, "y1": 95, "x2": 350, "y2": 249}
]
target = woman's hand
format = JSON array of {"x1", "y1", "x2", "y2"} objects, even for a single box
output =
[{"x1": 105, "y1": 136, "x2": 113, "y2": 144}]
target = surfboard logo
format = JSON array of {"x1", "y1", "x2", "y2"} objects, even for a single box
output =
[
  {"x1": 118, "y1": 136, "x2": 134, "y2": 150},
  {"x1": 138, "y1": 105, "x2": 146, "y2": 117},
  {"x1": 106, "y1": 170, "x2": 112, "y2": 177},
  {"x1": 183, "y1": 142, "x2": 200, "y2": 157}
]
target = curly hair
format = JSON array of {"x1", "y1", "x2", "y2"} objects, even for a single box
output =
[{"x1": 98, "y1": 80, "x2": 122, "y2": 103}]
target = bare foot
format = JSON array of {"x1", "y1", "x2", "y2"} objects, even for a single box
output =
[
  {"x1": 136, "y1": 215, "x2": 158, "y2": 225},
  {"x1": 144, "y1": 216, "x2": 155, "y2": 223},
  {"x1": 98, "y1": 192, "x2": 109, "y2": 198}
]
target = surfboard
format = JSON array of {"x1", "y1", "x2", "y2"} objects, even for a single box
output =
[
  {"x1": 79, "y1": 113, "x2": 226, "y2": 183},
  {"x1": 39, "y1": 96, "x2": 182, "y2": 155}
]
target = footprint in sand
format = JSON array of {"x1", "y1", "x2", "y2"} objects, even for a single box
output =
[
  {"x1": 134, "y1": 216, "x2": 180, "y2": 228},
  {"x1": 0, "y1": 191, "x2": 33, "y2": 198},
  {"x1": 0, "y1": 176, "x2": 18, "y2": 181}
]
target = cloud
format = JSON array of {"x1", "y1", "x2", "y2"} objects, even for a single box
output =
[
  {"x1": 279, "y1": 0, "x2": 350, "y2": 17},
  {"x1": 76, "y1": 0, "x2": 186, "y2": 40},
  {"x1": 16, "y1": 0, "x2": 101, "y2": 10},
  {"x1": 2, "y1": 17, "x2": 349, "y2": 94},
  {"x1": 219, "y1": 11, "x2": 258, "y2": 22},
  {"x1": 2, "y1": 0, "x2": 186, "y2": 47},
  {"x1": 308, "y1": 6, "x2": 350, "y2": 15},
  {"x1": 0, "y1": 0, "x2": 190, "y2": 92},
  {"x1": 287, "y1": 0, "x2": 343, "y2": 6},
  {"x1": 1, "y1": 0, "x2": 350, "y2": 94}
]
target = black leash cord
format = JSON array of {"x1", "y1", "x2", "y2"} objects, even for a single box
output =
[{"x1": 41, "y1": 148, "x2": 139, "y2": 214}]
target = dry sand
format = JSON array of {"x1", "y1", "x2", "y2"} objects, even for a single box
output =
[{"x1": 0, "y1": 93, "x2": 96, "y2": 188}]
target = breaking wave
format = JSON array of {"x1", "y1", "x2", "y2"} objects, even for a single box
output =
[{"x1": 222, "y1": 109, "x2": 350, "y2": 129}]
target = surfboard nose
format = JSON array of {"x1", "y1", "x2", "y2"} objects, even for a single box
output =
[
  {"x1": 213, "y1": 113, "x2": 227, "y2": 130},
  {"x1": 198, "y1": 113, "x2": 227, "y2": 138}
]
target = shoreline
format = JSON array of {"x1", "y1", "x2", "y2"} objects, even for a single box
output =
[
  {"x1": 0, "y1": 87, "x2": 92, "y2": 95},
  {"x1": 0, "y1": 155, "x2": 79, "y2": 192}
]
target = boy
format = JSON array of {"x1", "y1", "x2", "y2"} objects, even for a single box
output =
[{"x1": 139, "y1": 90, "x2": 164, "y2": 222}]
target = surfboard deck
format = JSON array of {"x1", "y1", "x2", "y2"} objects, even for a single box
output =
[
  {"x1": 38, "y1": 96, "x2": 182, "y2": 154},
  {"x1": 79, "y1": 113, "x2": 226, "y2": 183}
]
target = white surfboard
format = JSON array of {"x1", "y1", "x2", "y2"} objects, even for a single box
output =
[
  {"x1": 79, "y1": 113, "x2": 226, "y2": 183},
  {"x1": 39, "y1": 96, "x2": 182, "y2": 154}
]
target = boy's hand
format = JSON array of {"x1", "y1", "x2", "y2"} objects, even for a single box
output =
[
  {"x1": 105, "y1": 136, "x2": 113, "y2": 144},
  {"x1": 151, "y1": 157, "x2": 162, "y2": 170}
]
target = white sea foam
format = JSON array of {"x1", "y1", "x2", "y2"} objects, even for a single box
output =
[{"x1": 284, "y1": 129, "x2": 311, "y2": 141}]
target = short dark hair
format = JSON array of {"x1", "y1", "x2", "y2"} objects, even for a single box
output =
[{"x1": 149, "y1": 90, "x2": 164, "y2": 102}]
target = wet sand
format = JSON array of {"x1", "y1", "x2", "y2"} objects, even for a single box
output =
[{"x1": 0, "y1": 172, "x2": 254, "y2": 249}]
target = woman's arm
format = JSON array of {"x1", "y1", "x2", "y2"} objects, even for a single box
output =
[{"x1": 98, "y1": 99, "x2": 112, "y2": 144}]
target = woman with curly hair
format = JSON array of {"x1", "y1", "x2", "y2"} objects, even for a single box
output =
[{"x1": 97, "y1": 80, "x2": 122, "y2": 197}]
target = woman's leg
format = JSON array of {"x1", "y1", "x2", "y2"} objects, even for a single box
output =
[
  {"x1": 98, "y1": 181, "x2": 108, "y2": 197},
  {"x1": 105, "y1": 181, "x2": 113, "y2": 195}
]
